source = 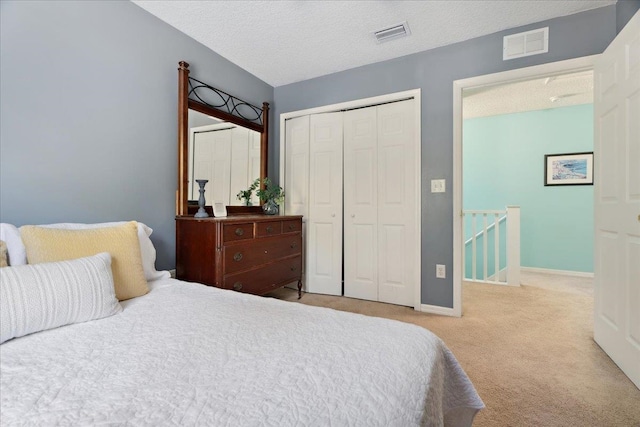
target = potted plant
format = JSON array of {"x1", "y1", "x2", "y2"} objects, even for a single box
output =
[
  {"x1": 236, "y1": 180, "x2": 258, "y2": 206},
  {"x1": 254, "y1": 177, "x2": 284, "y2": 215}
]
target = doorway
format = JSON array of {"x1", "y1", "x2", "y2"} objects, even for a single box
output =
[
  {"x1": 452, "y1": 55, "x2": 598, "y2": 317},
  {"x1": 461, "y1": 70, "x2": 595, "y2": 287}
]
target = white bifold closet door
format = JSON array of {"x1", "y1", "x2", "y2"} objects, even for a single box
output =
[
  {"x1": 344, "y1": 100, "x2": 417, "y2": 306},
  {"x1": 192, "y1": 128, "x2": 232, "y2": 204},
  {"x1": 306, "y1": 112, "x2": 343, "y2": 295},
  {"x1": 284, "y1": 99, "x2": 417, "y2": 303},
  {"x1": 192, "y1": 127, "x2": 260, "y2": 206}
]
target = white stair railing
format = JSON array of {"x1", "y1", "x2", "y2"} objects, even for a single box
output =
[{"x1": 463, "y1": 206, "x2": 520, "y2": 286}]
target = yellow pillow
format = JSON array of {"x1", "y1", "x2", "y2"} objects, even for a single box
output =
[{"x1": 20, "y1": 222, "x2": 148, "y2": 301}]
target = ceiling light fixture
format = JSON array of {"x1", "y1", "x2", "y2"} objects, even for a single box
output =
[
  {"x1": 374, "y1": 21, "x2": 411, "y2": 44},
  {"x1": 549, "y1": 93, "x2": 582, "y2": 102}
]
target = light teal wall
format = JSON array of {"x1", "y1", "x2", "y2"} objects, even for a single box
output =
[{"x1": 463, "y1": 104, "x2": 594, "y2": 273}]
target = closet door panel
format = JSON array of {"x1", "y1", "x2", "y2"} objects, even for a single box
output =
[
  {"x1": 191, "y1": 131, "x2": 215, "y2": 200},
  {"x1": 229, "y1": 127, "x2": 250, "y2": 206},
  {"x1": 377, "y1": 100, "x2": 416, "y2": 306},
  {"x1": 248, "y1": 131, "x2": 261, "y2": 205},
  {"x1": 284, "y1": 116, "x2": 310, "y2": 291},
  {"x1": 211, "y1": 130, "x2": 233, "y2": 205},
  {"x1": 344, "y1": 106, "x2": 378, "y2": 301},
  {"x1": 285, "y1": 116, "x2": 310, "y2": 217},
  {"x1": 192, "y1": 129, "x2": 232, "y2": 205},
  {"x1": 307, "y1": 112, "x2": 343, "y2": 296}
]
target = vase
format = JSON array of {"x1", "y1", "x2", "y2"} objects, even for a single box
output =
[
  {"x1": 262, "y1": 199, "x2": 279, "y2": 215},
  {"x1": 194, "y1": 179, "x2": 209, "y2": 218}
]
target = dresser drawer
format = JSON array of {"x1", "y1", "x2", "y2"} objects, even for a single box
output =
[
  {"x1": 223, "y1": 255, "x2": 302, "y2": 294},
  {"x1": 224, "y1": 235, "x2": 302, "y2": 274},
  {"x1": 282, "y1": 219, "x2": 302, "y2": 234},
  {"x1": 256, "y1": 221, "x2": 282, "y2": 237},
  {"x1": 222, "y1": 222, "x2": 254, "y2": 242}
]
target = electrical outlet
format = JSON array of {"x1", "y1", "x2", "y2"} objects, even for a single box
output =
[
  {"x1": 436, "y1": 264, "x2": 446, "y2": 279},
  {"x1": 431, "y1": 179, "x2": 446, "y2": 193}
]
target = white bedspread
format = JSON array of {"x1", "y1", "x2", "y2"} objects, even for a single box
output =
[{"x1": 0, "y1": 278, "x2": 483, "y2": 426}]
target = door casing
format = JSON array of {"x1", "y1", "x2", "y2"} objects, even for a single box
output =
[{"x1": 452, "y1": 55, "x2": 598, "y2": 318}]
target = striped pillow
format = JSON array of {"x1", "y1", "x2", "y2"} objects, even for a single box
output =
[{"x1": 0, "y1": 252, "x2": 122, "y2": 344}]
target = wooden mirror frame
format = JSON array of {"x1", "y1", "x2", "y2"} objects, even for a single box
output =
[{"x1": 176, "y1": 61, "x2": 269, "y2": 216}]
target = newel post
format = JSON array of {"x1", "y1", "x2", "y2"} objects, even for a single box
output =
[{"x1": 506, "y1": 205, "x2": 521, "y2": 286}]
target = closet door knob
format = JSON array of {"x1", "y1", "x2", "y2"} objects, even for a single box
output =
[
  {"x1": 351, "y1": 214, "x2": 355, "y2": 218},
  {"x1": 331, "y1": 214, "x2": 336, "y2": 217}
]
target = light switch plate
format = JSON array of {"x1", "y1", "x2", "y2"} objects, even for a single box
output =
[{"x1": 431, "y1": 179, "x2": 446, "y2": 193}]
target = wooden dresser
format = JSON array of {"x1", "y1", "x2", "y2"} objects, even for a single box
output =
[{"x1": 176, "y1": 215, "x2": 303, "y2": 297}]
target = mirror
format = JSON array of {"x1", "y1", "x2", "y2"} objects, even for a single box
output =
[
  {"x1": 188, "y1": 109, "x2": 261, "y2": 206},
  {"x1": 176, "y1": 61, "x2": 269, "y2": 216}
]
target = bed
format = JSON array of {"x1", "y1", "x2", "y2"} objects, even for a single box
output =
[{"x1": 0, "y1": 221, "x2": 483, "y2": 426}]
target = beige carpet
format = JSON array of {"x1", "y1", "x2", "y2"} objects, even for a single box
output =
[{"x1": 267, "y1": 277, "x2": 640, "y2": 426}]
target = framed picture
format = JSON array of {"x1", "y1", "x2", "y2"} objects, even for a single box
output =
[{"x1": 544, "y1": 152, "x2": 594, "y2": 186}]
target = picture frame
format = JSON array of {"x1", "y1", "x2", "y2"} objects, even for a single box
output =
[{"x1": 544, "y1": 152, "x2": 594, "y2": 186}]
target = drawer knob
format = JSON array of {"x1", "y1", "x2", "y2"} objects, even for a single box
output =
[
  {"x1": 288, "y1": 224, "x2": 295, "y2": 230},
  {"x1": 266, "y1": 225, "x2": 274, "y2": 233},
  {"x1": 291, "y1": 266, "x2": 297, "y2": 271},
  {"x1": 233, "y1": 252, "x2": 243, "y2": 262},
  {"x1": 290, "y1": 243, "x2": 297, "y2": 249},
  {"x1": 233, "y1": 282, "x2": 243, "y2": 291},
  {"x1": 235, "y1": 228, "x2": 244, "y2": 236}
]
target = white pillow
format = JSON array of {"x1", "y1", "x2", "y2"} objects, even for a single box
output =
[
  {"x1": 36, "y1": 221, "x2": 170, "y2": 282},
  {"x1": 0, "y1": 252, "x2": 122, "y2": 344},
  {"x1": 0, "y1": 223, "x2": 27, "y2": 266}
]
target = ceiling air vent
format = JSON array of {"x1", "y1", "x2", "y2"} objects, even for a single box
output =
[
  {"x1": 374, "y1": 21, "x2": 411, "y2": 44},
  {"x1": 503, "y1": 27, "x2": 549, "y2": 60}
]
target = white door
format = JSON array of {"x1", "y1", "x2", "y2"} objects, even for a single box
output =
[
  {"x1": 229, "y1": 127, "x2": 249, "y2": 206},
  {"x1": 594, "y1": 11, "x2": 640, "y2": 389},
  {"x1": 209, "y1": 129, "x2": 232, "y2": 205},
  {"x1": 191, "y1": 130, "x2": 215, "y2": 200},
  {"x1": 248, "y1": 130, "x2": 261, "y2": 206},
  {"x1": 192, "y1": 129, "x2": 232, "y2": 204},
  {"x1": 377, "y1": 99, "x2": 417, "y2": 306},
  {"x1": 285, "y1": 115, "x2": 310, "y2": 289},
  {"x1": 307, "y1": 112, "x2": 343, "y2": 295},
  {"x1": 344, "y1": 106, "x2": 378, "y2": 300},
  {"x1": 285, "y1": 116, "x2": 310, "y2": 217}
]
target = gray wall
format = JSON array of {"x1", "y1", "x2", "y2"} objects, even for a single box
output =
[
  {"x1": 1, "y1": 1, "x2": 633, "y2": 307},
  {"x1": 0, "y1": 1, "x2": 273, "y2": 270},
  {"x1": 272, "y1": 6, "x2": 618, "y2": 307},
  {"x1": 617, "y1": 0, "x2": 640, "y2": 33}
]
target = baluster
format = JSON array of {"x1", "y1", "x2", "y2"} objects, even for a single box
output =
[
  {"x1": 483, "y1": 214, "x2": 488, "y2": 281},
  {"x1": 494, "y1": 213, "x2": 500, "y2": 283},
  {"x1": 472, "y1": 213, "x2": 477, "y2": 281}
]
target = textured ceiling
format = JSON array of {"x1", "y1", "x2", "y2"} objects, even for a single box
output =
[
  {"x1": 463, "y1": 70, "x2": 594, "y2": 118},
  {"x1": 132, "y1": 0, "x2": 615, "y2": 87}
]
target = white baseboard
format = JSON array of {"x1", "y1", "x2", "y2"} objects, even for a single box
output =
[
  {"x1": 420, "y1": 304, "x2": 460, "y2": 317},
  {"x1": 521, "y1": 267, "x2": 594, "y2": 278}
]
